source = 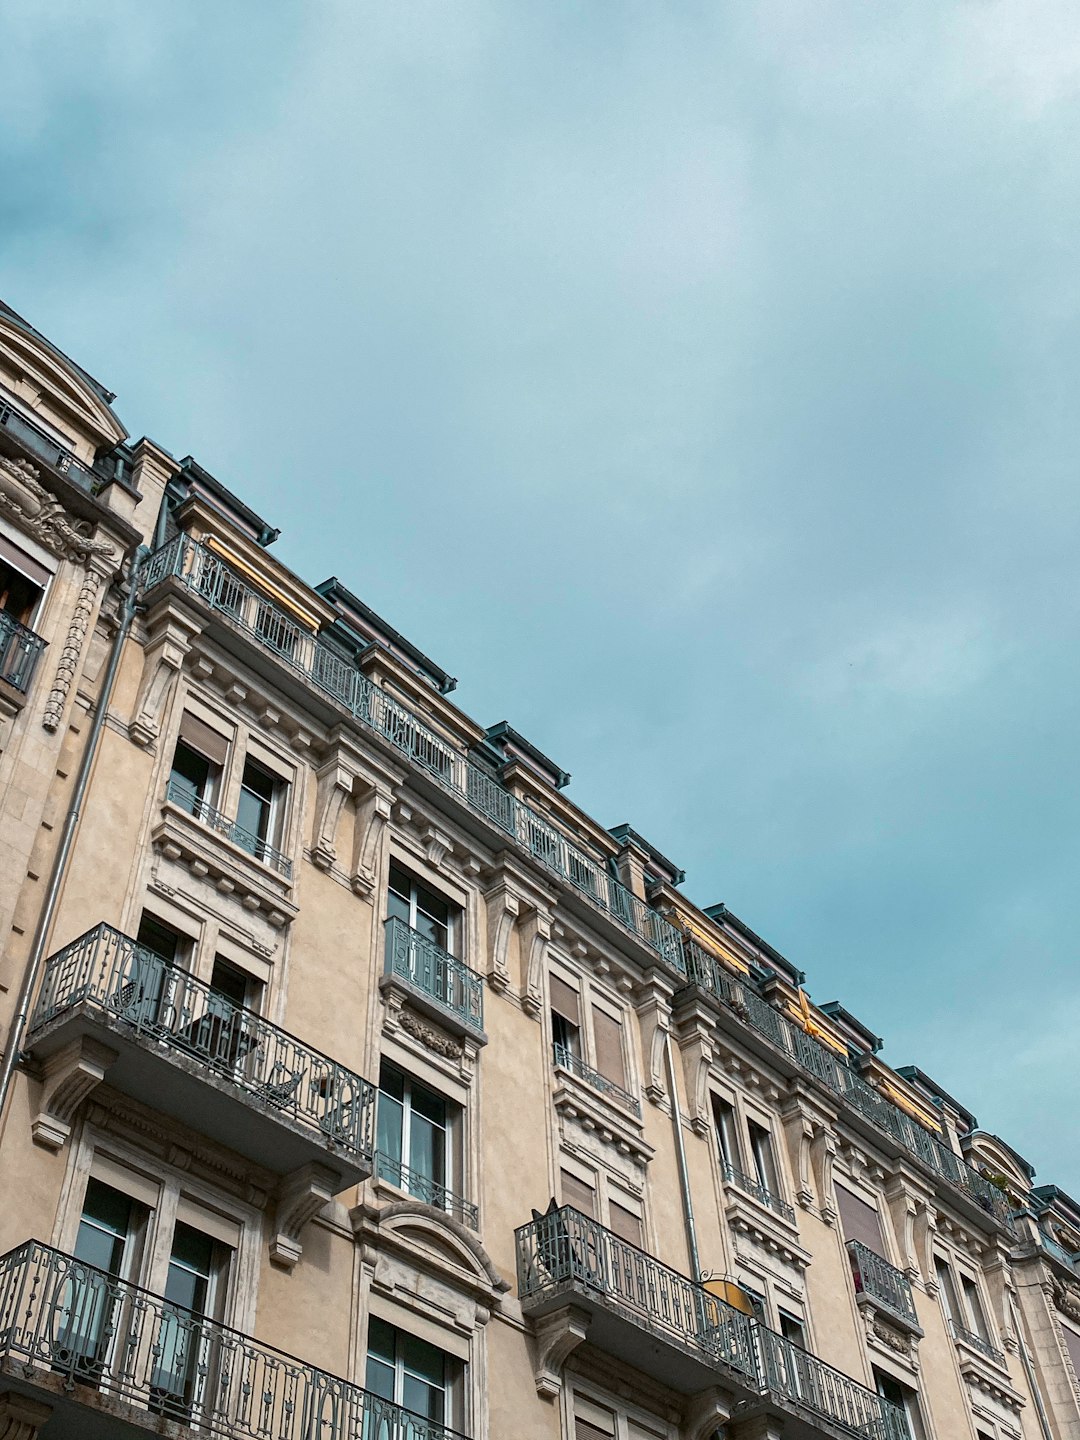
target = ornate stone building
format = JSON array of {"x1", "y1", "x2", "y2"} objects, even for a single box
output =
[{"x1": 0, "y1": 297, "x2": 1077, "y2": 1440}]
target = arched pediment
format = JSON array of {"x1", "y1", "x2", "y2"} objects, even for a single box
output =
[
  {"x1": 963, "y1": 1132, "x2": 1033, "y2": 1200},
  {"x1": 0, "y1": 314, "x2": 127, "y2": 453},
  {"x1": 351, "y1": 1200, "x2": 510, "y2": 1308}
]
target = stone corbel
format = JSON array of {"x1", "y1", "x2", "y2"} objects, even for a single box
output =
[
  {"x1": 634, "y1": 969, "x2": 675, "y2": 1105},
  {"x1": 885, "y1": 1172, "x2": 933, "y2": 1282},
  {"x1": 520, "y1": 905, "x2": 553, "y2": 1017},
  {"x1": 129, "y1": 597, "x2": 203, "y2": 747},
  {"x1": 311, "y1": 760, "x2": 355, "y2": 870},
  {"x1": 781, "y1": 1104, "x2": 816, "y2": 1212},
  {"x1": 810, "y1": 1124, "x2": 838, "y2": 1225},
  {"x1": 350, "y1": 783, "x2": 393, "y2": 898},
  {"x1": 0, "y1": 1392, "x2": 53, "y2": 1440},
  {"x1": 422, "y1": 824, "x2": 453, "y2": 869},
  {"x1": 682, "y1": 1388, "x2": 734, "y2": 1440},
  {"x1": 32, "y1": 1035, "x2": 118, "y2": 1151},
  {"x1": 483, "y1": 881, "x2": 519, "y2": 993},
  {"x1": 268, "y1": 1162, "x2": 339, "y2": 1270},
  {"x1": 672, "y1": 1004, "x2": 714, "y2": 1136},
  {"x1": 529, "y1": 1304, "x2": 590, "y2": 1399}
]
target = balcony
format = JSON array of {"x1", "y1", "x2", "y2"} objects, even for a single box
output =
[
  {"x1": 949, "y1": 1320, "x2": 1006, "y2": 1367},
  {"x1": 847, "y1": 1241, "x2": 920, "y2": 1331},
  {"x1": 0, "y1": 1239, "x2": 469, "y2": 1440},
  {"x1": 26, "y1": 923, "x2": 375, "y2": 1188},
  {"x1": 679, "y1": 938, "x2": 1014, "y2": 1231},
  {"x1": 167, "y1": 776, "x2": 292, "y2": 878},
  {"x1": 0, "y1": 399, "x2": 97, "y2": 492},
  {"x1": 515, "y1": 1207, "x2": 907, "y2": 1440},
  {"x1": 0, "y1": 609, "x2": 46, "y2": 695},
  {"x1": 553, "y1": 1044, "x2": 642, "y2": 1118},
  {"x1": 140, "y1": 535, "x2": 686, "y2": 973},
  {"x1": 722, "y1": 1161, "x2": 797, "y2": 1226},
  {"x1": 374, "y1": 1150, "x2": 479, "y2": 1230},
  {"x1": 382, "y1": 917, "x2": 485, "y2": 1040}
]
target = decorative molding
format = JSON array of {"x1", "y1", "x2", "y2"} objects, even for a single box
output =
[
  {"x1": 0, "y1": 455, "x2": 115, "y2": 564},
  {"x1": 520, "y1": 905, "x2": 553, "y2": 1018},
  {"x1": 31, "y1": 1034, "x2": 117, "y2": 1151},
  {"x1": 398, "y1": 1006, "x2": 464, "y2": 1060},
  {"x1": 351, "y1": 783, "x2": 394, "y2": 898},
  {"x1": 269, "y1": 1162, "x2": 338, "y2": 1269},
  {"x1": 129, "y1": 595, "x2": 203, "y2": 746},
  {"x1": 634, "y1": 968, "x2": 676, "y2": 1105},
  {"x1": 42, "y1": 554, "x2": 113, "y2": 732},
  {"x1": 1051, "y1": 1273, "x2": 1080, "y2": 1324},
  {"x1": 483, "y1": 879, "x2": 518, "y2": 993},
  {"x1": 0, "y1": 1392, "x2": 53, "y2": 1440},
  {"x1": 310, "y1": 760, "x2": 354, "y2": 870},
  {"x1": 528, "y1": 1304, "x2": 590, "y2": 1399}
]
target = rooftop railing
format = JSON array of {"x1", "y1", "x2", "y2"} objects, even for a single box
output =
[
  {"x1": 167, "y1": 776, "x2": 292, "y2": 878},
  {"x1": 721, "y1": 1160, "x2": 797, "y2": 1226},
  {"x1": 515, "y1": 1207, "x2": 907, "y2": 1440},
  {"x1": 0, "y1": 1239, "x2": 469, "y2": 1440},
  {"x1": 680, "y1": 938, "x2": 1014, "y2": 1230},
  {"x1": 553, "y1": 1043, "x2": 642, "y2": 1118},
  {"x1": 140, "y1": 534, "x2": 686, "y2": 973},
  {"x1": 375, "y1": 1150, "x2": 479, "y2": 1230},
  {"x1": 29, "y1": 922, "x2": 375, "y2": 1163},
  {"x1": 383, "y1": 917, "x2": 484, "y2": 1034},
  {"x1": 847, "y1": 1240, "x2": 919, "y2": 1329},
  {"x1": 0, "y1": 609, "x2": 46, "y2": 694}
]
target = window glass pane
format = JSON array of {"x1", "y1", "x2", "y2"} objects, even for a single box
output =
[
  {"x1": 210, "y1": 958, "x2": 249, "y2": 1008},
  {"x1": 415, "y1": 883, "x2": 450, "y2": 930},
  {"x1": 237, "y1": 787, "x2": 271, "y2": 843},
  {"x1": 410, "y1": 1113, "x2": 445, "y2": 1187},
  {"x1": 402, "y1": 1372, "x2": 444, "y2": 1423},
  {"x1": 387, "y1": 889, "x2": 412, "y2": 926},
  {"x1": 367, "y1": 1317, "x2": 397, "y2": 1367},
  {"x1": 388, "y1": 862, "x2": 412, "y2": 904},
  {"x1": 163, "y1": 1223, "x2": 214, "y2": 1316},
  {"x1": 410, "y1": 1081, "x2": 446, "y2": 1128},
  {"x1": 961, "y1": 1277, "x2": 990, "y2": 1339},
  {"x1": 170, "y1": 742, "x2": 212, "y2": 803},
  {"x1": 365, "y1": 1354, "x2": 395, "y2": 1401},
  {"x1": 75, "y1": 1179, "x2": 133, "y2": 1274},
  {"x1": 377, "y1": 1092, "x2": 404, "y2": 1165},
  {"x1": 713, "y1": 1098, "x2": 739, "y2": 1166},
  {"x1": 137, "y1": 915, "x2": 181, "y2": 965}
]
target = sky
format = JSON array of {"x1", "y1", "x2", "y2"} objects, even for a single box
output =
[{"x1": 3, "y1": 1, "x2": 1079, "y2": 1192}]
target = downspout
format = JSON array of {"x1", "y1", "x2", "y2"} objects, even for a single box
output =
[
  {"x1": 665, "y1": 1028, "x2": 701, "y2": 1280},
  {"x1": 1009, "y1": 1291, "x2": 1055, "y2": 1440},
  {"x1": 0, "y1": 543, "x2": 147, "y2": 1128}
]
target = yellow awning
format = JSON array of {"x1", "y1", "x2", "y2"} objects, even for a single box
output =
[
  {"x1": 204, "y1": 536, "x2": 322, "y2": 631},
  {"x1": 876, "y1": 1080, "x2": 942, "y2": 1134},
  {"x1": 786, "y1": 989, "x2": 851, "y2": 1058},
  {"x1": 674, "y1": 912, "x2": 751, "y2": 976}
]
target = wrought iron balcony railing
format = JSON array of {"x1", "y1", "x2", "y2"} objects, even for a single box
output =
[
  {"x1": 515, "y1": 1207, "x2": 907, "y2": 1440},
  {"x1": 721, "y1": 1161, "x2": 796, "y2": 1225},
  {"x1": 383, "y1": 917, "x2": 484, "y2": 1034},
  {"x1": 949, "y1": 1320, "x2": 1006, "y2": 1365},
  {"x1": 552, "y1": 1043, "x2": 642, "y2": 1117},
  {"x1": 0, "y1": 399, "x2": 97, "y2": 491},
  {"x1": 681, "y1": 937, "x2": 1014, "y2": 1230},
  {"x1": 167, "y1": 777, "x2": 292, "y2": 878},
  {"x1": 847, "y1": 1240, "x2": 919, "y2": 1329},
  {"x1": 140, "y1": 535, "x2": 686, "y2": 973},
  {"x1": 0, "y1": 1239, "x2": 469, "y2": 1440},
  {"x1": 29, "y1": 923, "x2": 376, "y2": 1163},
  {"x1": 375, "y1": 1151, "x2": 479, "y2": 1230},
  {"x1": 0, "y1": 608, "x2": 46, "y2": 694}
]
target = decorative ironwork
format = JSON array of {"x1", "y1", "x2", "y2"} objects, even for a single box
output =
[
  {"x1": 847, "y1": 1240, "x2": 919, "y2": 1328},
  {"x1": 515, "y1": 1207, "x2": 907, "y2": 1440},
  {"x1": 950, "y1": 1320, "x2": 1006, "y2": 1365},
  {"x1": 552, "y1": 1044, "x2": 642, "y2": 1117},
  {"x1": 384, "y1": 917, "x2": 484, "y2": 1033},
  {"x1": 29, "y1": 923, "x2": 376, "y2": 1163},
  {"x1": 680, "y1": 937, "x2": 1014, "y2": 1229},
  {"x1": 0, "y1": 1239, "x2": 470, "y2": 1440},
  {"x1": 375, "y1": 1151, "x2": 479, "y2": 1230},
  {"x1": 0, "y1": 399, "x2": 97, "y2": 490},
  {"x1": 721, "y1": 1161, "x2": 796, "y2": 1225},
  {"x1": 167, "y1": 777, "x2": 292, "y2": 878},
  {"x1": 0, "y1": 608, "x2": 46, "y2": 694},
  {"x1": 140, "y1": 534, "x2": 686, "y2": 972}
]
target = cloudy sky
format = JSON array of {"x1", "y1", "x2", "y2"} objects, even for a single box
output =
[{"x1": 4, "y1": 1, "x2": 1079, "y2": 1191}]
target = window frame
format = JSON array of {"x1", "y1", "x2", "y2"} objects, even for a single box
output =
[
  {"x1": 376, "y1": 1060, "x2": 463, "y2": 1212},
  {"x1": 711, "y1": 1086, "x2": 792, "y2": 1214},
  {"x1": 387, "y1": 857, "x2": 460, "y2": 956},
  {"x1": 558, "y1": 1156, "x2": 646, "y2": 1245},
  {"x1": 363, "y1": 1314, "x2": 464, "y2": 1430},
  {"x1": 548, "y1": 963, "x2": 633, "y2": 1101}
]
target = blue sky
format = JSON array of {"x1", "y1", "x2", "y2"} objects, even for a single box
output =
[{"x1": 4, "y1": 1, "x2": 1079, "y2": 1191}]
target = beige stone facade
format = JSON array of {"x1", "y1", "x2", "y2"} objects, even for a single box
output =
[{"x1": 0, "y1": 298, "x2": 1078, "y2": 1440}]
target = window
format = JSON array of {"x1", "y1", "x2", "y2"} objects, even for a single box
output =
[
  {"x1": 778, "y1": 1310, "x2": 807, "y2": 1349},
  {"x1": 960, "y1": 1274, "x2": 990, "y2": 1343},
  {"x1": 0, "y1": 547, "x2": 46, "y2": 625},
  {"x1": 608, "y1": 1193, "x2": 643, "y2": 1248},
  {"x1": 549, "y1": 971, "x2": 633, "y2": 1106},
  {"x1": 712, "y1": 1097, "x2": 741, "y2": 1168},
  {"x1": 365, "y1": 1317, "x2": 458, "y2": 1426},
  {"x1": 713, "y1": 1094, "x2": 789, "y2": 1211},
  {"x1": 836, "y1": 1182, "x2": 886, "y2": 1255},
  {"x1": 748, "y1": 1120, "x2": 781, "y2": 1197},
  {"x1": 936, "y1": 1254, "x2": 997, "y2": 1350},
  {"x1": 377, "y1": 1063, "x2": 460, "y2": 1210},
  {"x1": 560, "y1": 1167, "x2": 597, "y2": 1219},
  {"x1": 235, "y1": 757, "x2": 286, "y2": 858},
  {"x1": 591, "y1": 1005, "x2": 627, "y2": 1090},
  {"x1": 572, "y1": 1391, "x2": 667, "y2": 1440},
  {"x1": 152, "y1": 1220, "x2": 231, "y2": 1419},
  {"x1": 388, "y1": 860, "x2": 455, "y2": 951},
  {"x1": 169, "y1": 712, "x2": 229, "y2": 815},
  {"x1": 551, "y1": 975, "x2": 581, "y2": 1060},
  {"x1": 874, "y1": 1369, "x2": 926, "y2": 1440}
]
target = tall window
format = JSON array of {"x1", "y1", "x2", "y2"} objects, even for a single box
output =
[
  {"x1": 748, "y1": 1121, "x2": 781, "y2": 1197},
  {"x1": 365, "y1": 1317, "x2": 456, "y2": 1426},
  {"x1": 0, "y1": 548, "x2": 45, "y2": 625},
  {"x1": 936, "y1": 1254, "x2": 995, "y2": 1347},
  {"x1": 713, "y1": 1097, "x2": 740, "y2": 1168},
  {"x1": 169, "y1": 712, "x2": 229, "y2": 813},
  {"x1": 836, "y1": 1182, "x2": 886, "y2": 1255},
  {"x1": 873, "y1": 1369, "x2": 926, "y2": 1440},
  {"x1": 153, "y1": 1221, "x2": 231, "y2": 1418},
  {"x1": 550, "y1": 976, "x2": 581, "y2": 1060},
  {"x1": 377, "y1": 1063, "x2": 458, "y2": 1208},
  {"x1": 387, "y1": 861, "x2": 454, "y2": 951},
  {"x1": 235, "y1": 757, "x2": 286, "y2": 857}
]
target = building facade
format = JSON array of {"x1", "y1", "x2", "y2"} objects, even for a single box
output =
[{"x1": 0, "y1": 297, "x2": 1077, "y2": 1440}]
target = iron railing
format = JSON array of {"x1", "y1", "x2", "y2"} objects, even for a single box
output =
[
  {"x1": 1038, "y1": 1232, "x2": 1079, "y2": 1269},
  {"x1": 846, "y1": 1240, "x2": 919, "y2": 1328},
  {"x1": 383, "y1": 918, "x2": 484, "y2": 1033},
  {"x1": 0, "y1": 1240, "x2": 469, "y2": 1440},
  {"x1": 515, "y1": 1207, "x2": 906, "y2": 1440},
  {"x1": 0, "y1": 399, "x2": 97, "y2": 490},
  {"x1": 29, "y1": 923, "x2": 375, "y2": 1163},
  {"x1": 0, "y1": 609, "x2": 46, "y2": 694},
  {"x1": 552, "y1": 1044, "x2": 642, "y2": 1117},
  {"x1": 375, "y1": 1151, "x2": 479, "y2": 1230},
  {"x1": 680, "y1": 937, "x2": 1013, "y2": 1230},
  {"x1": 167, "y1": 777, "x2": 292, "y2": 878},
  {"x1": 140, "y1": 535, "x2": 686, "y2": 972},
  {"x1": 721, "y1": 1161, "x2": 796, "y2": 1225},
  {"x1": 949, "y1": 1320, "x2": 1006, "y2": 1365}
]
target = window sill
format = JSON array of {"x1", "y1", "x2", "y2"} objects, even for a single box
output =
[
  {"x1": 551, "y1": 1066, "x2": 654, "y2": 1169},
  {"x1": 152, "y1": 801, "x2": 298, "y2": 929}
]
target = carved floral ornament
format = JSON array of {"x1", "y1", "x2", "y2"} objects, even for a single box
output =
[{"x1": 1051, "y1": 1274, "x2": 1080, "y2": 1324}]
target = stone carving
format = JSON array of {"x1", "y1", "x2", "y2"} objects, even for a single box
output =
[
  {"x1": 872, "y1": 1317, "x2": 915, "y2": 1357},
  {"x1": 0, "y1": 455, "x2": 114, "y2": 563},
  {"x1": 0, "y1": 1391, "x2": 53, "y2": 1440},
  {"x1": 1051, "y1": 1274, "x2": 1080, "y2": 1324},
  {"x1": 42, "y1": 560, "x2": 108, "y2": 731},
  {"x1": 399, "y1": 1008, "x2": 464, "y2": 1059}
]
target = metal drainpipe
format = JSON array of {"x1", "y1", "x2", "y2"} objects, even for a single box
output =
[
  {"x1": 0, "y1": 543, "x2": 147, "y2": 1129},
  {"x1": 1009, "y1": 1291, "x2": 1056, "y2": 1440},
  {"x1": 665, "y1": 1027, "x2": 701, "y2": 1280}
]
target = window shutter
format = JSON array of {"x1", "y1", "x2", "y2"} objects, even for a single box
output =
[
  {"x1": 576, "y1": 1425, "x2": 611, "y2": 1440},
  {"x1": 560, "y1": 1168, "x2": 596, "y2": 1218},
  {"x1": 591, "y1": 1006, "x2": 626, "y2": 1087},
  {"x1": 835, "y1": 1182, "x2": 885, "y2": 1254},
  {"x1": 0, "y1": 534, "x2": 52, "y2": 588},
  {"x1": 179, "y1": 711, "x2": 230, "y2": 767},
  {"x1": 574, "y1": 1396, "x2": 616, "y2": 1437},
  {"x1": 550, "y1": 975, "x2": 581, "y2": 1028},
  {"x1": 609, "y1": 1201, "x2": 643, "y2": 1248}
]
